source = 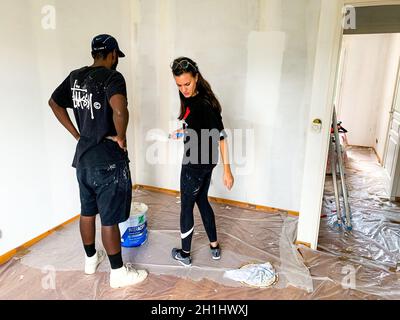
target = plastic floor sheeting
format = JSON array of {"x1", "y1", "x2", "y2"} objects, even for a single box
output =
[
  {"x1": 314, "y1": 146, "x2": 400, "y2": 299},
  {"x1": 0, "y1": 147, "x2": 398, "y2": 299}
]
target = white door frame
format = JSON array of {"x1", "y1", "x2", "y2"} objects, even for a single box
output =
[{"x1": 296, "y1": 0, "x2": 400, "y2": 250}]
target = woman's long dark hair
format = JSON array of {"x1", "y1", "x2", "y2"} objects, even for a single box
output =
[{"x1": 171, "y1": 57, "x2": 222, "y2": 120}]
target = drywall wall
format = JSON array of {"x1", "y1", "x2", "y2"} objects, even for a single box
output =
[
  {"x1": 0, "y1": 0, "x2": 134, "y2": 256},
  {"x1": 337, "y1": 34, "x2": 400, "y2": 159},
  {"x1": 132, "y1": 0, "x2": 322, "y2": 212}
]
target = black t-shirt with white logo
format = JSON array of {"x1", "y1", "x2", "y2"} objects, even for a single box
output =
[
  {"x1": 182, "y1": 93, "x2": 226, "y2": 168},
  {"x1": 51, "y1": 66, "x2": 128, "y2": 168}
]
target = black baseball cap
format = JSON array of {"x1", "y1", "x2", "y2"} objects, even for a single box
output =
[{"x1": 91, "y1": 34, "x2": 125, "y2": 57}]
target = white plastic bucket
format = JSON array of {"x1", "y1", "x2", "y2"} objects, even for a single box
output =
[{"x1": 119, "y1": 202, "x2": 148, "y2": 247}]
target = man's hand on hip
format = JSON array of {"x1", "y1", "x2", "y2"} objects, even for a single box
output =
[{"x1": 107, "y1": 136, "x2": 127, "y2": 152}]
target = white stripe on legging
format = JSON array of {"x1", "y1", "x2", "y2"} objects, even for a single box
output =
[{"x1": 181, "y1": 226, "x2": 194, "y2": 239}]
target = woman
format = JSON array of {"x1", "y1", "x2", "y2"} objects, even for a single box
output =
[{"x1": 170, "y1": 57, "x2": 234, "y2": 267}]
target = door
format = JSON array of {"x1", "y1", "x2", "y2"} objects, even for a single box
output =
[{"x1": 384, "y1": 58, "x2": 400, "y2": 200}]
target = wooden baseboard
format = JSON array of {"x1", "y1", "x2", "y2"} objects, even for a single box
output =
[
  {"x1": 347, "y1": 144, "x2": 371, "y2": 148},
  {"x1": 0, "y1": 215, "x2": 80, "y2": 265},
  {"x1": 134, "y1": 184, "x2": 299, "y2": 217},
  {"x1": 134, "y1": 184, "x2": 180, "y2": 196},
  {"x1": 295, "y1": 240, "x2": 312, "y2": 248}
]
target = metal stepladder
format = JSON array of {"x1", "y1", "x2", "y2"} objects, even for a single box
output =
[{"x1": 329, "y1": 106, "x2": 352, "y2": 231}]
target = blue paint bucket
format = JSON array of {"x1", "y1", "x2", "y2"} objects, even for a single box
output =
[{"x1": 119, "y1": 202, "x2": 148, "y2": 247}]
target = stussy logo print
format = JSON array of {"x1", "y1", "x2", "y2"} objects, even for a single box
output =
[{"x1": 71, "y1": 80, "x2": 102, "y2": 119}]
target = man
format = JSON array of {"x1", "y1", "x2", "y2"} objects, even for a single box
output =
[{"x1": 49, "y1": 34, "x2": 147, "y2": 289}]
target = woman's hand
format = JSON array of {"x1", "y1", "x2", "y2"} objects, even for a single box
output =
[{"x1": 223, "y1": 168, "x2": 234, "y2": 191}]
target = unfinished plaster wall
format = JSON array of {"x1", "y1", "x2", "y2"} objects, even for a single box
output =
[
  {"x1": 0, "y1": 0, "x2": 133, "y2": 256},
  {"x1": 133, "y1": 0, "x2": 322, "y2": 212}
]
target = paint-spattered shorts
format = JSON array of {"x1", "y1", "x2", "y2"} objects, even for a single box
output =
[{"x1": 76, "y1": 160, "x2": 132, "y2": 226}]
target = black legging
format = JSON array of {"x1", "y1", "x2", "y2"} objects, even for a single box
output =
[{"x1": 180, "y1": 165, "x2": 217, "y2": 252}]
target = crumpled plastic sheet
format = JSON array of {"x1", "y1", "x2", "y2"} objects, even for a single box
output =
[
  {"x1": 224, "y1": 262, "x2": 277, "y2": 287},
  {"x1": 0, "y1": 187, "x2": 314, "y2": 299},
  {"x1": 318, "y1": 146, "x2": 400, "y2": 299},
  {"x1": 0, "y1": 147, "x2": 398, "y2": 299}
]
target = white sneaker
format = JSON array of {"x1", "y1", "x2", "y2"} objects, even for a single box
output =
[
  {"x1": 110, "y1": 263, "x2": 148, "y2": 289},
  {"x1": 84, "y1": 249, "x2": 105, "y2": 275}
]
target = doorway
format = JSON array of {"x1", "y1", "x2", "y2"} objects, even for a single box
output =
[
  {"x1": 334, "y1": 33, "x2": 400, "y2": 197},
  {"x1": 318, "y1": 4, "x2": 400, "y2": 270}
]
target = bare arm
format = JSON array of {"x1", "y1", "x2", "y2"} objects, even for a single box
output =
[
  {"x1": 48, "y1": 98, "x2": 80, "y2": 140},
  {"x1": 220, "y1": 139, "x2": 234, "y2": 190},
  {"x1": 109, "y1": 94, "x2": 129, "y2": 150}
]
